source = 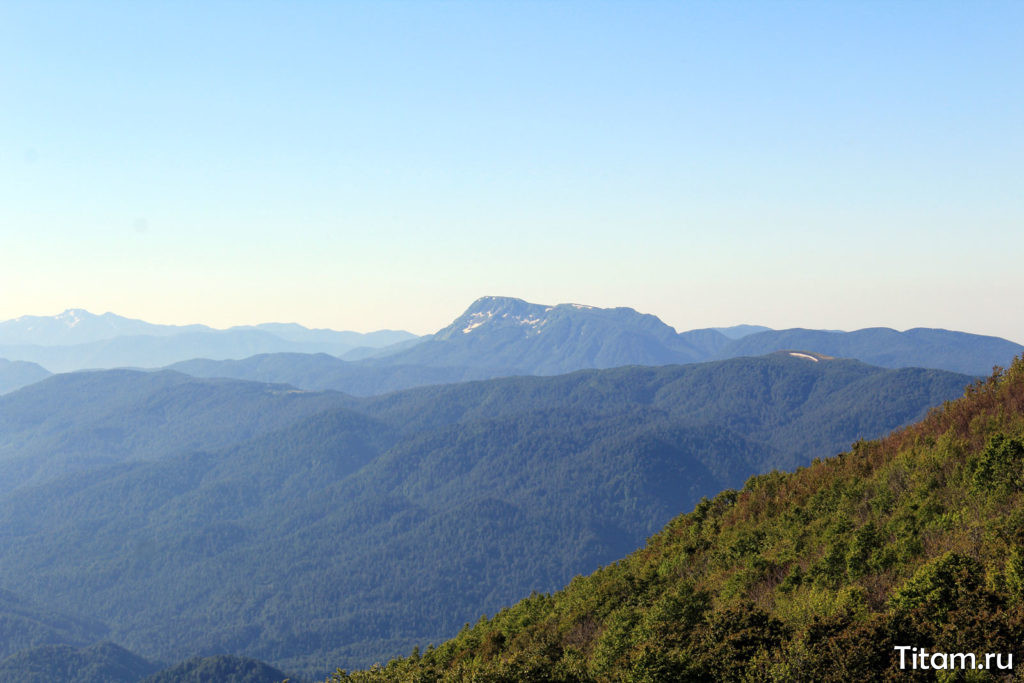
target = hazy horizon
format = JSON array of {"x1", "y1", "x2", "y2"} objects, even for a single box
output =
[
  {"x1": 3, "y1": 2, "x2": 1022, "y2": 340},
  {"x1": 3, "y1": 298, "x2": 1023, "y2": 347}
]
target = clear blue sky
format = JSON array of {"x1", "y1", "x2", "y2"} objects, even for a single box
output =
[{"x1": 2, "y1": 1, "x2": 1022, "y2": 340}]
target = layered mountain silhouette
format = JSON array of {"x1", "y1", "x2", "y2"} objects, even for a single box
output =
[
  {"x1": 0, "y1": 354, "x2": 973, "y2": 677},
  {"x1": 172, "y1": 296, "x2": 1023, "y2": 395},
  {"x1": 3, "y1": 299, "x2": 1018, "y2": 391},
  {"x1": 0, "y1": 309, "x2": 418, "y2": 373}
]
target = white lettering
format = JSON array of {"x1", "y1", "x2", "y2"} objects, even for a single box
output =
[
  {"x1": 948, "y1": 653, "x2": 975, "y2": 670},
  {"x1": 894, "y1": 646, "x2": 912, "y2": 670}
]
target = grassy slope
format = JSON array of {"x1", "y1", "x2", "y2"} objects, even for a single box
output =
[{"x1": 333, "y1": 356, "x2": 1024, "y2": 682}]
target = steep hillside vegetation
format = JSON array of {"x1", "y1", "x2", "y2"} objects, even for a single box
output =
[{"x1": 331, "y1": 357, "x2": 1024, "y2": 681}]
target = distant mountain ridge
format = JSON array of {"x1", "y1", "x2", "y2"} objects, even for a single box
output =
[
  {"x1": 4, "y1": 298, "x2": 1021, "y2": 387},
  {"x1": 726, "y1": 326, "x2": 1021, "y2": 375},
  {"x1": 0, "y1": 309, "x2": 420, "y2": 373},
  {"x1": 0, "y1": 358, "x2": 51, "y2": 394},
  {"x1": 0, "y1": 309, "x2": 209, "y2": 346},
  {"x1": 379, "y1": 296, "x2": 1023, "y2": 376},
  {"x1": 173, "y1": 296, "x2": 1023, "y2": 395}
]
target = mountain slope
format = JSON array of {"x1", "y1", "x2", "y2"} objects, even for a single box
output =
[
  {"x1": 0, "y1": 358, "x2": 51, "y2": 394},
  {"x1": 331, "y1": 356, "x2": 1024, "y2": 681},
  {"x1": 170, "y1": 352, "x2": 514, "y2": 396},
  {"x1": 0, "y1": 642, "x2": 159, "y2": 683},
  {"x1": 386, "y1": 296, "x2": 1023, "y2": 376},
  {"x1": 141, "y1": 655, "x2": 292, "y2": 683},
  {"x1": 0, "y1": 330, "x2": 356, "y2": 373},
  {"x1": 0, "y1": 588, "x2": 109, "y2": 661},
  {"x1": 382, "y1": 296, "x2": 715, "y2": 372},
  {"x1": 0, "y1": 355, "x2": 973, "y2": 677},
  {"x1": 0, "y1": 370, "x2": 355, "y2": 495},
  {"x1": 723, "y1": 326, "x2": 1023, "y2": 376}
]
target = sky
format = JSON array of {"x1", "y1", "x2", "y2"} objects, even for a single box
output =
[{"x1": 2, "y1": 1, "x2": 1022, "y2": 341}]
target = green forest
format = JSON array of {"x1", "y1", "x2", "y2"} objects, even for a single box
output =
[
  {"x1": 0, "y1": 355, "x2": 972, "y2": 678},
  {"x1": 332, "y1": 356, "x2": 1024, "y2": 681}
]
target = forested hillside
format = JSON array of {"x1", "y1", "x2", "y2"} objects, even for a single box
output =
[
  {"x1": 0, "y1": 370, "x2": 355, "y2": 495},
  {"x1": 0, "y1": 589, "x2": 108, "y2": 661},
  {"x1": 331, "y1": 356, "x2": 1024, "y2": 681},
  {"x1": 0, "y1": 643, "x2": 159, "y2": 683},
  {"x1": 0, "y1": 354, "x2": 971, "y2": 678}
]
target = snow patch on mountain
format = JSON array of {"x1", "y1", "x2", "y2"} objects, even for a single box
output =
[{"x1": 462, "y1": 312, "x2": 493, "y2": 334}]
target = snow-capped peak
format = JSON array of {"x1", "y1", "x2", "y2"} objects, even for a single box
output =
[{"x1": 57, "y1": 308, "x2": 90, "y2": 328}]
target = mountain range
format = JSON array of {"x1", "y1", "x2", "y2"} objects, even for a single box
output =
[
  {"x1": 1, "y1": 297, "x2": 1020, "y2": 679},
  {"x1": 0, "y1": 309, "x2": 418, "y2": 375},
  {"x1": 3, "y1": 299, "x2": 1019, "y2": 396},
  {"x1": 171, "y1": 296, "x2": 1023, "y2": 396},
  {"x1": 0, "y1": 353, "x2": 974, "y2": 678}
]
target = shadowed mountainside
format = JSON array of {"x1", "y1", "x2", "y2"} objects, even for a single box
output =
[{"x1": 0, "y1": 354, "x2": 973, "y2": 677}]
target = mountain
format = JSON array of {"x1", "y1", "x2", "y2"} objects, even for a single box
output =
[
  {"x1": 171, "y1": 296, "x2": 1023, "y2": 396},
  {"x1": 0, "y1": 329, "x2": 327, "y2": 373},
  {"x1": 4, "y1": 300, "x2": 1021, "y2": 381},
  {"x1": 390, "y1": 296, "x2": 716, "y2": 372},
  {"x1": 0, "y1": 309, "x2": 420, "y2": 372},
  {"x1": 713, "y1": 323, "x2": 772, "y2": 339},
  {"x1": 0, "y1": 588, "x2": 108, "y2": 661},
  {"x1": 0, "y1": 358, "x2": 51, "y2": 394},
  {"x1": 170, "y1": 352, "x2": 512, "y2": 396},
  {"x1": 245, "y1": 323, "x2": 414, "y2": 349},
  {"x1": 722, "y1": 326, "x2": 1023, "y2": 376},
  {"x1": 0, "y1": 642, "x2": 159, "y2": 683},
  {"x1": 394, "y1": 296, "x2": 1022, "y2": 376},
  {"x1": 172, "y1": 296, "x2": 724, "y2": 395},
  {"x1": 0, "y1": 354, "x2": 973, "y2": 677},
  {"x1": 0, "y1": 370, "x2": 355, "y2": 495},
  {"x1": 141, "y1": 655, "x2": 293, "y2": 683},
  {"x1": 331, "y1": 356, "x2": 1024, "y2": 682},
  {"x1": 339, "y1": 336, "x2": 432, "y2": 361},
  {"x1": 0, "y1": 309, "x2": 210, "y2": 346}
]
